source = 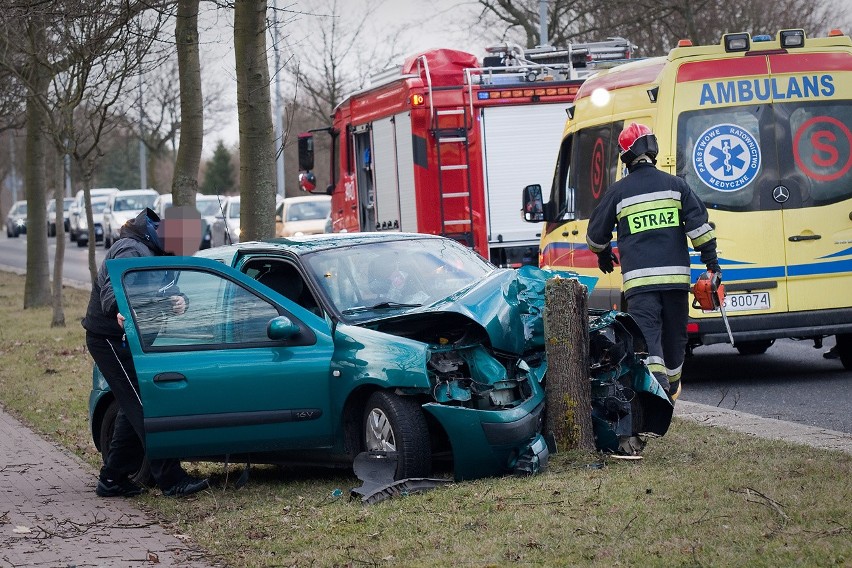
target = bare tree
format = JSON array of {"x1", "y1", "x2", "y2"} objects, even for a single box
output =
[
  {"x1": 172, "y1": 0, "x2": 203, "y2": 207},
  {"x1": 0, "y1": 0, "x2": 172, "y2": 311},
  {"x1": 472, "y1": 0, "x2": 850, "y2": 55},
  {"x1": 234, "y1": 0, "x2": 275, "y2": 241}
]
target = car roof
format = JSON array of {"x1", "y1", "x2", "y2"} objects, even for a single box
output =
[
  {"x1": 195, "y1": 232, "x2": 449, "y2": 259},
  {"x1": 281, "y1": 195, "x2": 331, "y2": 203}
]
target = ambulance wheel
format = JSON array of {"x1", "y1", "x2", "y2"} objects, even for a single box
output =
[
  {"x1": 735, "y1": 339, "x2": 774, "y2": 356},
  {"x1": 837, "y1": 334, "x2": 852, "y2": 370}
]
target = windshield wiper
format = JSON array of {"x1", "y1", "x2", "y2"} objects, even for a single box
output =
[{"x1": 342, "y1": 301, "x2": 422, "y2": 315}]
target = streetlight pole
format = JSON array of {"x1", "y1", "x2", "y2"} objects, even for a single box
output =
[
  {"x1": 139, "y1": 72, "x2": 148, "y2": 189},
  {"x1": 272, "y1": 0, "x2": 285, "y2": 199}
]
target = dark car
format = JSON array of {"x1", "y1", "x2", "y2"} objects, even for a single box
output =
[
  {"x1": 89, "y1": 233, "x2": 671, "y2": 484},
  {"x1": 5, "y1": 200, "x2": 27, "y2": 238}
]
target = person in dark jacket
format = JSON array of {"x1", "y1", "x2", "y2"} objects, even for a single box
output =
[
  {"x1": 586, "y1": 123, "x2": 720, "y2": 400},
  {"x1": 82, "y1": 207, "x2": 209, "y2": 497}
]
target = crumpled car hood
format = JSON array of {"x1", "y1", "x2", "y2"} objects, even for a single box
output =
[{"x1": 363, "y1": 266, "x2": 597, "y2": 355}]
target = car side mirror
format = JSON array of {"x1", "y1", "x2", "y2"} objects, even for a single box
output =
[
  {"x1": 267, "y1": 316, "x2": 301, "y2": 340},
  {"x1": 522, "y1": 184, "x2": 545, "y2": 222},
  {"x1": 298, "y1": 132, "x2": 314, "y2": 171}
]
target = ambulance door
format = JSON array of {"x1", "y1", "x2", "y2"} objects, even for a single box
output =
[
  {"x1": 775, "y1": 99, "x2": 852, "y2": 311},
  {"x1": 676, "y1": 104, "x2": 789, "y2": 316}
]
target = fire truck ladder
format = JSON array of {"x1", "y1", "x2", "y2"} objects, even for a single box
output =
[{"x1": 433, "y1": 107, "x2": 474, "y2": 248}]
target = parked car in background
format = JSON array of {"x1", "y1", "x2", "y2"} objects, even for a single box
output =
[
  {"x1": 102, "y1": 189, "x2": 159, "y2": 249},
  {"x1": 275, "y1": 195, "x2": 331, "y2": 237},
  {"x1": 47, "y1": 197, "x2": 76, "y2": 237},
  {"x1": 152, "y1": 192, "x2": 226, "y2": 250},
  {"x1": 210, "y1": 195, "x2": 240, "y2": 247},
  {"x1": 69, "y1": 188, "x2": 118, "y2": 242},
  {"x1": 5, "y1": 200, "x2": 27, "y2": 238},
  {"x1": 76, "y1": 197, "x2": 111, "y2": 247}
]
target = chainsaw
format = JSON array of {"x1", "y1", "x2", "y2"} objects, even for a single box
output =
[{"x1": 692, "y1": 271, "x2": 735, "y2": 345}]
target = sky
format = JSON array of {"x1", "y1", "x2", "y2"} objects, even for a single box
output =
[{"x1": 199, "y1": 0, "x2": 482, "y2": 154}]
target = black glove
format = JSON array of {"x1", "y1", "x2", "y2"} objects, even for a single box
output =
[
  {"x1": 706, "y1": 262, "x2": 721, "y2": 280},
  {"x1": 597, "y1": 247, "x2": 619, "y2": 274}
]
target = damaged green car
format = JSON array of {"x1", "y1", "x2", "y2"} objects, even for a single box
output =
[{"x1": 88, "y1": 233, "x2": 671, "y2": 483}]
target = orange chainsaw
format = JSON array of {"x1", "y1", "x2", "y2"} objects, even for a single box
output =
[{"x1": 692, "y1": 271, "x2": 735, "y2": 345}]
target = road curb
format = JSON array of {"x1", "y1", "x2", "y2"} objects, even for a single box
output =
[{"x1": 675, "y1": 400, "x2": 852, "y2": 455}]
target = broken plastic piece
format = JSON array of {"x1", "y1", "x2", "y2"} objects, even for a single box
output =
[{"x1": 349, "y1": 451, "x2": 452, "y2": 505}]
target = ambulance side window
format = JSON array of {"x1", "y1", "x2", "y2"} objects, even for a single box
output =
[
  {"x1": 676, "y1": 106, "x2": 766, "y2": 211},
  {"x1": 779, "y1": 101, "x2": 852, "y2": 206},
  {"x1": 549, "y1": 135, "x2": 575, "y2": 220},
  {"x1": 571, "y1": 123, "x2": 622, "y2": 219}
]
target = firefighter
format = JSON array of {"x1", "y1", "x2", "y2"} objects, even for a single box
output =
[{"x1": 586, "y1": 123, "x2": 719, "y2": 400}]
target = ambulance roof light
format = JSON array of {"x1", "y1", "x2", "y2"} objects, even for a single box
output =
[
  {"x1": 677, "y1": 39, "x2": 693, "y2": 47},
  {"x1": 779, "y1": 29, "x2": 805, "y2": 48},
  {"x1": 723, "y1": 33, "x2": 750, "y2": 52},
  {"x1": 828, "y1": 29, "x2": 844, "y2": 37}
]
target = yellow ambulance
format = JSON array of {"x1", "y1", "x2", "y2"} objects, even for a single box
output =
[{"x1": 522, "y1": 29, "x2": 852, "y2": 366}]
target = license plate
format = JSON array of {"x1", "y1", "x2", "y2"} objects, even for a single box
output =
[{"x1": 722, "y1": 292, "x2": 770, "y2": 312}]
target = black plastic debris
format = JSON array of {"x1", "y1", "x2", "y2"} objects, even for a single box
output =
[{"x1": 349, "y1": 451, "x2": 452, "y2": 505}]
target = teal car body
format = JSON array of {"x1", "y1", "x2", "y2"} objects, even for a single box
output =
[{"x1": 89, "y1": 233, "x2": 598, "y2": 481}]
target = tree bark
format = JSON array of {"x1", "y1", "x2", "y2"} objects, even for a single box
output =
[
  {"x1": 23, "y1": 65, "x2": 50, "y2": 309},
  {"x1": 543, "y1": 277, "x2": 594, "y2": 451},
  {"x1": 234, "y1": 0, "x2": 276, "y2": 241},
  {"x1": 171, "y1": 0, "x2": 202, "y2": 207}
]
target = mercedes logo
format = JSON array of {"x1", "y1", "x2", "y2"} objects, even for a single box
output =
[{"x1": 773, "y1": 185, "x2": 790, "y2": 203}]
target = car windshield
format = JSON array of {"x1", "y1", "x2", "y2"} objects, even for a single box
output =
[
  {"x1": 229, "y1": 201, "x2": 240, "y2": 219},
  {"x1": 13, "y1": 203, "x2": 27, "y2": 215},
  {"x1": 196, "y1": 199, "x2": 223, "y2": 216},
  {"x1": 302, "y1": 238, "x2": 493, "y2": 321},
  {"x1": 114, "y1": 194, "x2": 157, "y2": 212},
  {"x1": 63, "y1": 199, "x2": 74, "y2": 211},
  {"x1": 91, "y1": 200, "x2": 109, "y2": 213},
  {"x1": 286, "y1": 200, "x2": 330, "y2": 221}
]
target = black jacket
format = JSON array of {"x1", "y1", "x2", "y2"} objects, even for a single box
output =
[
  {"x1": 81, "y1": 208, "x2": 167, "y2": 338},
  {"x1": 586, "y1": 162, "x2": 717, "y2": 298}
]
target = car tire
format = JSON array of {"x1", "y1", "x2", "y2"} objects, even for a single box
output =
[
  {"x1": 735, "y1": 339, "x2": 774, "y2": 356},
  {"x1": 363, "y1": 391, "x2": 431, "y2": 480},
  {"x1": 5, "y1": 226, "x2": 11, "y2": 238},
  {"x1": 48, "y1": 223, "x2": 55, "y2": 237},
  {"x1": 77, "y1": 237, "x2": 88, "y2": 247},
  {"x1": 98, "y1": 400, "x2": 154, "y2": 486},
  {"x1": 70, "y1": 230, "x2": 77, "y2": 242},
  {"x1": 836, "y1": 334, "x2": 852, "y2": 371},
  {"x1": 104, "y1": 234, "x2": 112, "y2": 250}
]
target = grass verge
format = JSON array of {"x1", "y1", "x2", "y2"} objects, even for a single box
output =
[{"x1": 1, "y1": 270, "x2": 850, "y2": 567}]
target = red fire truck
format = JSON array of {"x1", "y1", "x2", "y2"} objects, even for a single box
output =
[{"x1": 298, "y1": 39, "x2": 634, "y2": 266}]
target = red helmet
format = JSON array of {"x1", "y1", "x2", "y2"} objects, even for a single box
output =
[{"x1": 618, "y1": 122, "x2": 659, "y2": 165}]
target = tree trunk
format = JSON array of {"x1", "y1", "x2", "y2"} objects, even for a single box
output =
[
  {"x1": 234, "y1": 0, "x2": 276, "y2": 241},
  {"x1": 23, "y1": 69, "x2": 51, "y2": 309},
  {"x1": 51, "y1": 179, "x2": 66, "y2": 327},
  {"x1": 543, "y1": 277, "x2": 594, "y2": 451},
  {"x1": 171, "y1": 0, "x2": 202, "y2": 208},
  {"x1": 82, "y1": 176, "x2": 98, "y2": 286}
]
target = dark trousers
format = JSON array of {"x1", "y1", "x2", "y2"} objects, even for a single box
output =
[
  {"x1": 627, "y1": 290, "x2": 689, "y2": 392},
  {"x1": 86, "y1": 333, "x2": 186, "y2": 490}
]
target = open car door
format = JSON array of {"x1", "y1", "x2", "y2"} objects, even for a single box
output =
[{"x1": 105, "y1": 256, "x2": 335, "y2": 460}]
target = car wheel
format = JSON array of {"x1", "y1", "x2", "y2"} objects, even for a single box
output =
[
  {"x1": 70, "y1": 230, "x2": 77, "y2": 242},
  {"x1": 735, "y1": 339, "x2": 775, "y2": 356},
  {"x1": 104, "y1": 234, "x2": 112, "y2": 249},
  {"x1": 363, "y1": 391, "x2": 431, "y2": 480},
  {"x1": 77, "y1": 237, "x2": 88, "y2": 247},
  {"x1": 98, "y1": 400, "x2": 154, "y2": 486},
  {"x1": 837, "y1": 334, "x2": 852, "y2": 371},
  {"x1": 48, "y1": 223, "x2": 55, "y2": 237},
  {"x1": 5, "y1": 226, "x2": 11, "y2": 238}
]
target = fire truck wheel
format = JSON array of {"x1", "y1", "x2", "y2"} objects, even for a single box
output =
[{"x1": 735, "y1": 339, "x2": 774, "y2": 356}]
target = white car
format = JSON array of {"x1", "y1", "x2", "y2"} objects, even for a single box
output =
[
  {"x1": 69, "y1": 188, "x2": 118, "y2": 242},
  {"x1": 210, "y1": 196, "x2": 241, "y2": 247},
  {"x1": 46, "y1": 197, "x2": 76, "y2": 237},
  {"x1": 102, "y1": 189, "x2": 159, "y2": 249},
  {"x1": 75, "y1": 197, "x2": 111, "y2": 247},
  {"x1": 275, "y1": 195, "x2": 332, "y2": 237}
]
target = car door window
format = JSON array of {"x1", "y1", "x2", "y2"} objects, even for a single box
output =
[{"x1": 122, "y1": 268, "x2": 282, "y2": 351}]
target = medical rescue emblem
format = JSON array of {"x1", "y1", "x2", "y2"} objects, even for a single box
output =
[{"x1": 692, "y1": 123, "x2": 761, "y2": 191}]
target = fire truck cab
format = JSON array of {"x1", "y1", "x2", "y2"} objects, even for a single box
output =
[{"x1": 299, "y1": 39, "x2": 634, "y2": 266}]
